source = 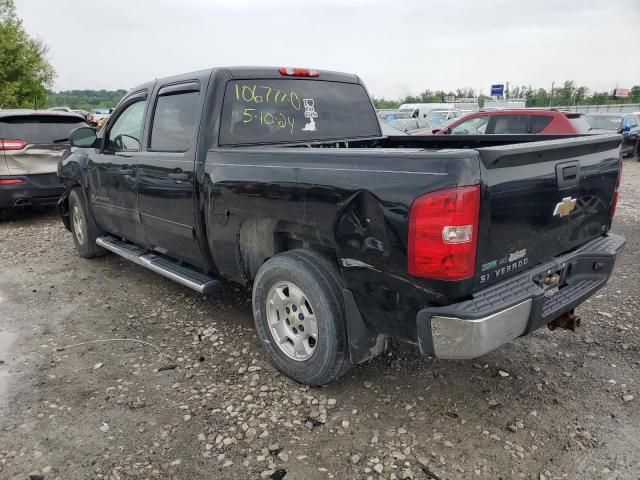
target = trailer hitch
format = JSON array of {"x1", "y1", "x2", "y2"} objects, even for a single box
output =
[{"x1": 548, "y1": 309, "x2": 581, "y2": 332}]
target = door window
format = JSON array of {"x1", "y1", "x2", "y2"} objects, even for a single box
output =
[
  {"x1": 491, "y1": 115, "x2": 529, "y2": 134},
  {"x1": 450, "y1": 115, "x2": 489, "y2": 134},
  {"x1": 150, "y1": 91, "x2": 199, "y2": 151},
  {"x1": 107, "y1": 101, "x2": 146, "y2": 151}
]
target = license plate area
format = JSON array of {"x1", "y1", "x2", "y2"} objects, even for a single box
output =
[{"x1": 533, "y1": 262, "x2": 568, "y2": 298}]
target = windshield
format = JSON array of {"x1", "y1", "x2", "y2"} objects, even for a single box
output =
[
  {"x1": 585, "y1": 115, "x2": 622, "y2": 131},
  {"x1": 219, "y1": 79, "x2": 380, "y2": 145},
  {"x1": 0, "y1": 115, "x2": 87, "y2": 144}
]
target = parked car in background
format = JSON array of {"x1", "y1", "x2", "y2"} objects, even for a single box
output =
[
  {"x1": 379, "y1": 121, "x2": 409, "y2": 136},
  {"x1": 86, "y1": 108, "x2": 113, "y2": 126},
  {"x1": 585, "y1": 113, "x2": 639, "y2": 159},
  {"x1": 72, "y1": 109, "x2": 90, "y2": 120},
  {"x1": 399, "y1": 102, "x2": 477, "y2": 119},
  {"x1": 48, "y1": 106, "x2": 73, "y2": 113},
  {"x1": 385, "y1": 117, "x2": 431, "y2": 133},
  {"x1": 425, "y1": 109, "x2": 463, "y2": 128},
  {"x1": 0, "y1": 110, "x2": 88, "y2": 212},
  {"x1": 419, "y1": 109, "x2": 592, "y2": 135},
  {"x1": 377, "y1": 110, "x2": 411, "y2": 121}
]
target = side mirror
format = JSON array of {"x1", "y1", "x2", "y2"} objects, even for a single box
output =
[{"x1": 70, "y1": 127, "x2": 98, "y2": 148}]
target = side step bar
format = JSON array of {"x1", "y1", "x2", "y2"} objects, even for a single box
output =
[{"x1": 96, "y1": 235, "x2": 220, "y2": 295}]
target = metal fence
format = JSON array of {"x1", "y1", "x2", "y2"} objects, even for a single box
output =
[{"x1": 552, "y1": 104, "x2": 640, "y2": 114}]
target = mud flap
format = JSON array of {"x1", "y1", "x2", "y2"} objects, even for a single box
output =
[
  {"x1": 343, "y1": 289, "x2": 387, "y2": 364},
  {"x1": 58, "y1": 192, "x2": 71, "y2": 231}
]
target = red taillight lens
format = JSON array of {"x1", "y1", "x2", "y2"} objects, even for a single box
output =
[
  {"x1": 408, "y1": 185, "x2": 480, "y2": 280},
  {"x1": 0, "y1": 178, "x2": 25, "y2": 185},
  {"x1": 610, "y1": 159, "x2": 622, "y2": 218},
  {"x1": 278, "y1": 67, "x2": 320, "y2": 77},
  {"x1": 0, "y1": 139, "x2": 28, "y2": 151}
]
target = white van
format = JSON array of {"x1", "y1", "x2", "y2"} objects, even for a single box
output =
[{"x1": 398, "y1": 103, "x2": 461, "y2": 119}]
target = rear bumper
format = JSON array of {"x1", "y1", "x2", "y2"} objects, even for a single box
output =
[
  {"x1": 0, "y1": 173, "x2": 63, "y2": 208},
  {"x1": 416, "y1": 234, "x2": 626, "y2": 359}
]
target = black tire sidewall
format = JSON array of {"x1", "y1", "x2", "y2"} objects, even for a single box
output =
[
  {"x1": 253, "y1": 251, "x2": 348, "y2": 386},
  {"x1": 69, "y1": 188, "x2": 99, "y2": 258}
]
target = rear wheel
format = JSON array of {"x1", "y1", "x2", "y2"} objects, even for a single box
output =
[
  {"x1": 634, "y1": 140, "x2": 640, "y2": 161},
  {"x1": 252, "y1": 249, "x2": 351, "y2": 386},
  {"x1": 69, "y1": 188, "x2": 105, "y2": 258}
]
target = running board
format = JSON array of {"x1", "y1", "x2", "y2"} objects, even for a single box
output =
[{"x1": 96, "y1": 235, "x2": 220, "y2": 294}]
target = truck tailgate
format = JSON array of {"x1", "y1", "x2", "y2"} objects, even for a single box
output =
[{"x1": 475, "y1": 134, "x2": 622, "y2": 290}]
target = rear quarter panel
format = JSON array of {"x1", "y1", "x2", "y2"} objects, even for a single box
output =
[{"x1": 203, "y1": 147, "x2": 480, "y2": 340}]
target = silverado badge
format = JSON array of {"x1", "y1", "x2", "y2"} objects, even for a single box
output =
[{"x1": 553, "y1": 197, "x2": 577, "y2": 217}]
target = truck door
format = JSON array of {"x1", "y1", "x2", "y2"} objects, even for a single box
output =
[
  {"x1": 87, "y1": 92, "x2": 148, "y2": 245},
  {"x1": 136, "y1": 82, "x2": 204, "y2": 266}
]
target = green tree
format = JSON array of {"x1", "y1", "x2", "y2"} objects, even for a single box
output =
[{"x1": 0, "y1": 0, "x2": 55, "y2": 108}]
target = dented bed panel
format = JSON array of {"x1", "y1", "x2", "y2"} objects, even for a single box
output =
[{"x1": 203, "y1": 147, "x2": 481, "y2": 340}]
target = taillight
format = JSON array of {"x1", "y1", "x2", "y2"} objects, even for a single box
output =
[
  {"x1": 278, "y1": 67, "x2": 320, "y2": 77},
  {"x1": 610, "y1": 159, "x2": 622, "y2": 218},
  {"x1": 0, "y1": 139, "x2": 28, "y2": 151},
  {"x1": 408, "y1": 185, "x2": 480, "y2": 280},
  {"x1": 0, "y1": 178, "x2": 25, "y2": 185}
]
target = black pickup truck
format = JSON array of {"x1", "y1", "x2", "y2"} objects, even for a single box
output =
[{"x1": 57, "y1": 67, "x2": 625, "y2": 385}]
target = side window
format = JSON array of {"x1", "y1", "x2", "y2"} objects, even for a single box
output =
[
  {"x1": 530, "y1": 115, "x2": 553, "y2": 133},
  {"x1": 492, "y1": 115, "x2": 529, "y2": 134},
  {"x1": 451, "y1": 115, "x2": 489, "y2": 135},
  {"x1": 150, "y1": 91, "x2": 199, "y2": 151},
  {"x1": 107, "y1": 101, "x2": 146, "y2": 151}
]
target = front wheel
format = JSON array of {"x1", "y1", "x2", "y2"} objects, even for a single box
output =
[
  {"x1": 634, "y1": 140, "x2": 640, "y2": 161},
  {"x1": 69, "y1": 187, "x2": 105, "y2": 258},
  {"x1": 252, "y1": 249, "x2": 351, "y2": 386}
]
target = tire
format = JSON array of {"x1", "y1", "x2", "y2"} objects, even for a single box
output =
[
  {"x1": 252, "y1": 249, "x2": 351, "y2": 386},
  {"x1": 68, "y1": 187, "x2": 105, "y2": 258},
  {"x1": 634, "y1": 141, "x2": 640, "y2": 161}
]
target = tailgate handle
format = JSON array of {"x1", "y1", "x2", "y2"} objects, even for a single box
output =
[
  {"x1": 563, "y1": 165, "x2": 577, "y2": 180},
  {"x1": 556, "y1": 162, "x2": 580, "y2": 188}
]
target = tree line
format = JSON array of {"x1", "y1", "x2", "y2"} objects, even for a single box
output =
[
  {"x1": 2, "y1": 0, "x2": 639, "y2": 113},
  {"x1": 46, "y1": 89, "x2": 127, "y2": 111},
  {"x1": 0, "y1": 0, "x2": 54, "y2": 108},
  {"x1": 374, "y1": 82, "x2": 640, "y2": 109}
]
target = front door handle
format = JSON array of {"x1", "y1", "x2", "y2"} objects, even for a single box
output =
[
  {"x1": 168, "y1": 172, "x2": 189, "y2": 181},
  {"x1": 120, "y1": 168, "x2": 135, "y2": 176}
]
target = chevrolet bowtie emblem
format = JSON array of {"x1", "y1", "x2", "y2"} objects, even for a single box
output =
[{"x1": 553, "y1": 197, "x2": 577, "y2": 217}]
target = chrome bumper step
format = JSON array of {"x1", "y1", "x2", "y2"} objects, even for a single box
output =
[{"x1": 96, "y1": 235, "x2": 219, "y2": 294}]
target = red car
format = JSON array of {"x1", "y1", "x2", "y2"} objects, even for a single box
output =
[{"x1": 414, "y1": 109, "x2": 592, "y2": 135}]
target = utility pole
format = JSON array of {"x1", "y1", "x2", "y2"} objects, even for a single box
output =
[{"x1": 549, "y1": 81, "x2": 554, "y2": 107}]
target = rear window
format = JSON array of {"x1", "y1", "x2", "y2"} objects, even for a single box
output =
[
  {"x1": 530, "y1": 115, "x2": 553, "y2": 133},
  {"x1": 150, "y1": 91, "x2": 199, "y2": 151},
  {"x1": 219, "y1": 79, "x2": 380, "y2": 145},
  {"x1": 566, "y1": 115, "x2": 591, "y2": 133},
  {"x1": 0, "y1": 115, "x2": 87, "y2": 144}
]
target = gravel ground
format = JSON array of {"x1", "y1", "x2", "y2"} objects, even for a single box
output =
[{"x1": 0, "y1": 159, "x2": 638, "y2": 480}]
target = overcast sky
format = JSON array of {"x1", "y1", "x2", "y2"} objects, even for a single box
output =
[{"x1": 15, "y1": 0, "x2": 640, "y2": 98}]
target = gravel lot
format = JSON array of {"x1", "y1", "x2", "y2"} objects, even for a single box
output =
[{"x1": 0, "y1": 159, "x2": 638, "y2": 480}]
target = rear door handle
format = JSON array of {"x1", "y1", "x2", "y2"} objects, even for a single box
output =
[
  {"x1": 120, "y1": 168, "x2": 135, "y2": 176},
  {"x1": 168, "y1": 173, "x2": 189, "y2": 181}
]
